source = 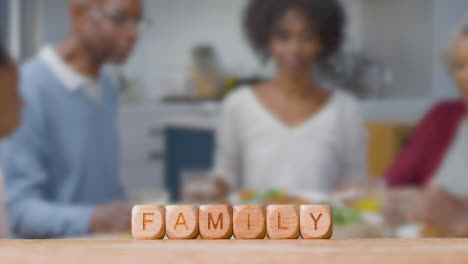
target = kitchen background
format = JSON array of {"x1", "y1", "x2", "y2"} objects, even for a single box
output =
[{"x1": 3, "y1": 0, "x2": 468, "y2": 202}]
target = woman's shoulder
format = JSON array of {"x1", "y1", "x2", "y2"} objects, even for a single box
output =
[
  {"x1": 221, "y1": 85, "x2": 253, "y2": 109},
  {"x1": 415, "y1": 100, "x2": 465, "y2": 129},
  {"x1": 428, "y1": 100, "x2": 465, "y2": 116},
  {"x1": 331, "y1": 89, "x2": 362, "y2": 113},
  {"x1": 332, "y1": 88, "x2": 358, "y2": 102}
]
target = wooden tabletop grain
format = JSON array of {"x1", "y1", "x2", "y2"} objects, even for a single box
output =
[{"x1": 1, "y1": 239, "x2": 468, "y2": 264}]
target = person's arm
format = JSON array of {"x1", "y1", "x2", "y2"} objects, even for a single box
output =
[
  {"x1": 420, "y1": 184, "x2": 468, "y2": 237},
  {"x1": 2, "y1": 84, "x2": 94, "y2": 238},
  {"x1": 212, "y1": 93, "x2": 242, "y2": 194},
  {"x1": 385, "y1": 105, "x2": 444, "y2": 187},
  {"x1": 339, "y1": 96, "x2": 368, "y2": 187},
  {"x1": 386, "y1": 183, "x2": 468, "y2": 237}
]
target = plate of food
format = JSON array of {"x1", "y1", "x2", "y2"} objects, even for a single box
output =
[{"x1": 228, "y1": 188, "x2": 383, "y2": 239}]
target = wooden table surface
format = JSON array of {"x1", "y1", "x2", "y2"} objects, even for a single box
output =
[{"x1": 1, "y1": 239, "x2": 468, "y2": 264}]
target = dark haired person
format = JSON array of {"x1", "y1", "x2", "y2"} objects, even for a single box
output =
[
  {"x1": 0, "y1": 44, "x2": 21, "y2": 238},
  {"x1": 384, "y1": 20, "x2": 468, "y2": 237},
  {"x1": 212, "y1": 0, "x2": 367, "y2": 197},
  {"x1": 1, "y1": 0, "x2": 144, "y2": 238}
]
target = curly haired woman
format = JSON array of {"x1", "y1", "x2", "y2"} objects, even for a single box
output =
[{"x1": 210, "y1": 0, "x2": 368, "y2": 198}]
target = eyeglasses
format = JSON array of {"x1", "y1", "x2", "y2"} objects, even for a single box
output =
[{"x1": 81, "y1": 2, "x2": 152, "y2": 33}]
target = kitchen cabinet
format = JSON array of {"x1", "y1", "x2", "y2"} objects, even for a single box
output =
[
  {"x1": 119, "y1": 105, "x2": 164, "y2": 201},
  {"x1": 164, "y1": 127, "x2": 214, "y2": 201},
  {"x1": 118, "y1": 103, "x2": 220, "y2": 201}
]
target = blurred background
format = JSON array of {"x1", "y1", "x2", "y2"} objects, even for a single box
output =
[{"x1": 1, "y1": 0, "x2": 468, "y2": 239}]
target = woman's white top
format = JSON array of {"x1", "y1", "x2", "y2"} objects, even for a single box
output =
[
  {"x1": 213, "y1": 86, "x2": 368, "y2": 194},
  {"x1": 434, "y1": 118, "x2": 468, "y2": 197}
]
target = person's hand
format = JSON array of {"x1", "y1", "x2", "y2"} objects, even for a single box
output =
[
  {"x1": 211, "y1": 178, "x2": 230, "y2": 200},
  {"x1": 383, "y1": 187, "x2": 425, "y2": 228},
  {"x1": 421, "y1": 184, "x2": 468, "y2": 237},
  {"x1": 384, "y1": 184, "x2": 468, "y2": 237},
  {"x1": 89, "y1": 201, "x2": 131, "y2": 234},
  {"x1": 182, "y1": 178, "x2": 230, "y2": 202}
]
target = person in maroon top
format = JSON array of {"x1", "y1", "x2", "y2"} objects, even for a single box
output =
[
  {"x1": 386, "y1": 102, "x2": 465, "y2": 187},
  {"x1": 385, "y1": 21, "x2": 468, "y2": 237}
]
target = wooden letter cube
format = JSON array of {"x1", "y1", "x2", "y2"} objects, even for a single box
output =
[
  {"x1": 266, "y1": 205, "x2": 299, "y2": 239},
  {"x1": 199, "y1": 205, "x2": 233, "y2": 239},
  {"x1": 132, "y1": 205, "x2": 165, "y2": 240},
  {"x1": 233, "y1": 205, "x2": 266, "y2": 239},
  {"x1": 166, "y1": 205, "x2": 199, "y2": 239},
  {"x1": 300, "y1": 205, "x2": 333, "y2": 239}
]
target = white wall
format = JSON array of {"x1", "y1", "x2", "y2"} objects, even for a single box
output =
[
  {"x1": 123, "y1": 0, "x2": 261, "y2": 100},
  {"x1": 34, "y1": 0, "x2": 364, "y2": 100},
  {"x1": 360, "y1": 0, "x2": 434, "y2": 99},
  {"x1": 432, "y1": 0, "x2": 468, "y2": 100},
  {"x1": 341, "y1": 0, "x2": 363, "y2": 51},
  {"x1": 37, "y1": 0, "x2": 69, "y2": 46},
  {"x1": 359, "y1": 0, "x2": 468, "y2": 101},
  {"x1": 33, "y1": 0, "x2": 468, "y2": 110},
  {"x1": 130, "y1": 0, "x2": 364, "y2": 100}
]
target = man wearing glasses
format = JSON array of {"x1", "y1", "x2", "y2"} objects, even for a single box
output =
[{"x1": 1, "y1": 0, "x2": 148, "y2": 238}]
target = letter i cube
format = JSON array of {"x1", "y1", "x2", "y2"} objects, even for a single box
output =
[{"x1": 233, "y1": 205, "x2": 266, "y2": 239}]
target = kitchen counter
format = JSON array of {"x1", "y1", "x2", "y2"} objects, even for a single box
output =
[
  {"x1": 120, "y1": 97, "x2": 432, "y2": 132},
  {"x1": 1, "y1": 239, "x2": 468, "y2": 263},
  {"x1": 148, "y1": 99, "x2": 429, "y2": 131}
]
